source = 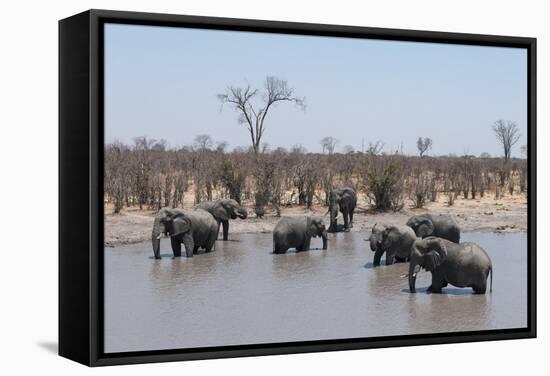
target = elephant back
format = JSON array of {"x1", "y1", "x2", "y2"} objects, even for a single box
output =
[
  {"x1": 187, "y1": 208, "x2": 219, "y2": 237},
  {"x1": 430, "y1": 214, "x2": 461, "y2": 243}
]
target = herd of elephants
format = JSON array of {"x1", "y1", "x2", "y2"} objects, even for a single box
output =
[{"x1": 151, "y1": 187, "x2": 493, "y2": 294}]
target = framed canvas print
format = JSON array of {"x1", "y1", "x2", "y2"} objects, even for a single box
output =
[{"x1": 59, "y1": 9, "x2": 536, "y2": 366}]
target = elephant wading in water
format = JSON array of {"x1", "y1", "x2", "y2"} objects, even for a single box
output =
[
  {"x1": 151, "y1": 208, "x2": 218, "y2": 259},
  {"x1": 328, "y1": 187, "x2": 357, "y2": 232},
  {"x1": 196, "y1": 199, "x2": 248, "y2": 240},
  {"x1": 408, "y1": 237, "x2": 493, "y2": 294},
  {"x1": 368, "y1": 224, "x2": 416, "y2": 266},
  {"x1": 406, "y1": 213, "x2": 460, "y2": 243},
  {"x1": 273, "y1": 217, "x2": 328, "y2": 254}
]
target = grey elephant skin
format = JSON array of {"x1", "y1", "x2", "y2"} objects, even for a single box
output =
[
  {"x1": 406, "y1": 213, "x2": 460, "y2": 243},
  {"x1": 408, "y1": 236, "x2": 493, "y2": 294},
  {"x1": 328, "y1": 187, "x2": 357, "y2": 232},
  {"x1": 273, "y1": 217, "x2": 328, "y2": 254},
  {"x1": 369, "y1": 223, "x2": 416, "y2": 266},
  {"x1": 196, "y1": 199, "x2": 248, "y2": 240},
  {"x1": 152, "y1": 208, "x2": 219, "y2": 259}
]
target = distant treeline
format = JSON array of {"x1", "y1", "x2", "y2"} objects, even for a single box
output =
[{"x1": 105, "y1": 137, "x2": 528, "y2": 217}]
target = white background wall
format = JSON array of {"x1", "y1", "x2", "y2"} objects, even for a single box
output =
[{"x1": 0, "y1": 0, "x2": 546, "y2": 374}]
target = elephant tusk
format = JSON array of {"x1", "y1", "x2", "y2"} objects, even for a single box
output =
[
  {"x1": 157, "y1": 234, "x2": 164, "y2": 240},
  {"x1": 400, "y1": 273, "x2": 409, "y2": 279}
]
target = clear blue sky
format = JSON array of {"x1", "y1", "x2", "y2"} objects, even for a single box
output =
[{"x1": 104, "y1": 23, "x2": 527, "y2": 157}]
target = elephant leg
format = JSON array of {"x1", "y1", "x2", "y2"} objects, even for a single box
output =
[
  {"x1": 222, "y1": 220, "x2": 229, "y2": 241},
  {"x1": 343, "y1": 211, "x2": 349, "y2": 230},
  {"x1": 349, "y1": 210, "x2": 354, "y2": 227},
  {"x1": 472, "y1": 280, "x2": 487, "y2": 294},
  {"x1": 273, "y1": 239, "x2": 287, "y2": 254},
  {"x1": 193, "y1": 245, "x2": 200, "y2": 254},
  {"x1": 182, "y1": 233, "x2": 194, "y2": 257},
  {"x1": 205, "y1": 232, "x2": 217, "y2": 252},
  {"x1": 170, "y1": 237, "x2": 182, "y2": 258},
  {"x1": 385, "y1": 251, "x2": 395, "y2": 266},
  {"x1": 373, "y1": 249, "x2": 384, "y2": 267},
  {"x1": 302, "y1": 237, "x2": 311, "y2": 252},
  {"x1": 274, "y1": 247, "x2": 287, "y2": 254},
  {"x1": 216, "y1": 221, "x2": 221, "y2": 240},
  {"x1": 427, "y1": 272, "x2": 445, "y2": 293},
  {"x1": 328, "y1": 218, "x2": 337, "y2": 233}
]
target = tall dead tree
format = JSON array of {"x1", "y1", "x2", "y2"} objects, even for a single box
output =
[
  {"x1": 492, "y1": 120, "x2": 521, "y2": 161},
  {"x1": 218, "y1": 76, "x2": 306, "y2": 154},
  {"x1": 417, "y1": 137, "x2": 432, "y2": 158},
  {"x1": 320, "y1": 136, "x2": 339, "y2": 154}
]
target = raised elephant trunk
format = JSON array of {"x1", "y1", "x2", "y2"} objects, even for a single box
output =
[
  {"x1": 321, "y1": 230, "x2": 328, "y2": 250},
  {"x1": 151, "y1": 216, "x2": 164, "y2": 259}
]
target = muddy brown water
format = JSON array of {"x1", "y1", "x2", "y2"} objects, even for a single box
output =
[{"x1": 104, "y1": 232, "x2": 527, "y2": 353}]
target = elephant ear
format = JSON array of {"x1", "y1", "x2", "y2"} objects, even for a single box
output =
[
  {"x1": 306, "y1": 217, "x2": 317, "y2": 237},
  {"x1": 421, "y1": 237, "x2": 447, "y2": 271},
  {"x1": 416, "y1": 216, "x2": 434, "y2": 238},
  {"x1": 381, "y1": 226, "x2": 395, "y2": 250},
  {"x1": 169, "y1": 213, "x2": 192, "y2": 237},
  {"x1": 211, "y1": 202, "x2": 231, "y2": 221}
]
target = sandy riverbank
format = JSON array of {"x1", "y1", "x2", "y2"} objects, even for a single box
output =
[{"x1": 104, "y1": 193, "x2": 527, "y2": 246}]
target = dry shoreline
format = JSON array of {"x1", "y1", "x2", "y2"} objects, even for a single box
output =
[{"x1": 104, "y1": 194, "x2": 527, "y2": 247}]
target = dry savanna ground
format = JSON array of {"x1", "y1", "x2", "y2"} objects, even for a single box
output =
[{"x1": 104, "y1": 192, "x2": 527, "y2": 246}]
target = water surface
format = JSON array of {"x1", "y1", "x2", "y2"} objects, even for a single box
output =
[{"x1": 104, "y1": 232, "x2": 527, "y2": 353}]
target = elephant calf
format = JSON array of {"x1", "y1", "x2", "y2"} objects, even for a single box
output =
[
  {"x1": 406, "y1": 213, "x2": 460, "y2": 243},
  {"x1": 196, "y1": 199, "x2": 248, "y2": 240},
  {"x1": 152, "y1": 208, "x2": 219, "y2": 259},
  {"x1": 368, "y1": 223, "x2": 416, "y2": 266},
  {"x1": 408, "y1": 237, "x2": 493, "y2": 294},
  {"x1": 273, "y1": 217, "x2": 328, "y2": 254}
]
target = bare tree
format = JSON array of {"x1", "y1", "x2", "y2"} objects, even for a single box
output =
[
  {"x1": 320, "y1": 136, "x2": 339, "y2": 154},
  {"x1": 417, "y1": 137, "x2": 432, "y2": 158},
  {"x1": 193, "y1": 134, "x2": 214, "y2": 151},
  {"x1": 218, "y1": 76, "x2": 306, "y2": 154},
  {"x1": 492, "y1": 120, "x2": 521, "y2": 161},
  {"x1": 216, "y1": 140, "x2": 229, "y2": 153},
  {"x1": 366, "y1": 140, "x2": 384, "y2": 156},
  {"x1": 479, "y1": 152, "x2": 491, "y2": 159}
]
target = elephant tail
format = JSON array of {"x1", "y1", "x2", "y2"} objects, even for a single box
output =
[{"x1": 489, "y1": 266, "x2": 493, "y2": 293}]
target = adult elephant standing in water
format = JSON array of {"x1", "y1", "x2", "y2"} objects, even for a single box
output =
[
  {"x1": 196, "y1": 199, "x2": 248, "y2": 240},
  {"x1": 273, "y1": 217, "x2": 328, "y2": 254},
  {"x1": 406, "y1": 213, "x2": 461, "y2": 243},
  {"x1": 328, "y1": 187, "x2": 357, "y2": 232},
  {"x1": 368, "y1": 223, "x2": 416, "y2": 266},
  {"x1": 408, "y1": 236, "x2": 493, "y2": 294},
  {"x1": 151, "y1": 208, "x2": 218, "y2": 259}
]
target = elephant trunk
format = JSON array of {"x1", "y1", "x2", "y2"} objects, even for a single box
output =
[
  {"x1": 238, "y1": 207, "x2": 248, "y2": 219},
  {"x1": 409, "y1": 260, "x2": 418, "y2": 293},
  {"x1": 152, "y1": 216, "x2": 164, "y2": 259},
  {"x1": 329, "y1": 204, "x2": 338, "y2": 231},
  {"x1": 369, "y1": 236, "x2": 379, "y2": 252},
  {"x1": 321, "y1": 230, "x2": 328, "y2": 250}
]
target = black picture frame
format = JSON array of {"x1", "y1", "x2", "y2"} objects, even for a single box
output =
[{"x1": 59, "y1": 9, "x2": 537, "y2": 367}]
